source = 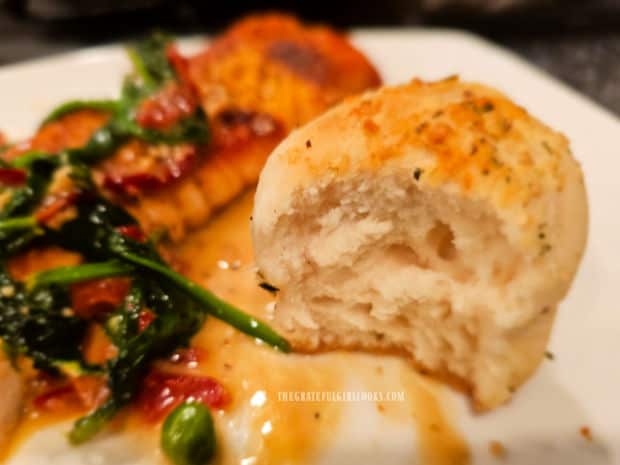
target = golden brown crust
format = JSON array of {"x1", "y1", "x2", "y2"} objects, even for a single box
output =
[
  {"x1": 4, "y1": 14, "x2": 380, "y2": 241},
  {"x1": 253, "y1": 77, "x2": 587, "y2": 410},
  {"x1": 256, "y1": 77, "x2": 587, "y2": 262},
  {"x1": 4, "y1": 106, "x2": 285, "y2": 241},
  {"x1": 116, "y1": 110, "x2": 286, "y2": 240},
  {"x1": 283, "y1": 77, "x2": 570, "y2": 212},
  {"x1": 2, "y1": 110, "x2": 110, "y2": 161},
  {"x1": 7, "y1": 246, "x2": 82, "y2": 281},
  {"x1": 188, "y1": 13, "x2": 381, "y2": 129}
]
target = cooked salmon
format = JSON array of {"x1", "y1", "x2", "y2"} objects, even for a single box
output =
[
  {"x1": 189, "y1": 13, "x2": 381, "y2": 129},
  {"x1": 6, "y1": 14, "x2": 381, "y2": 241}
]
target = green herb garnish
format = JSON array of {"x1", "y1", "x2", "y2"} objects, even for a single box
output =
[
  {"x1": 40, "y1": 100, "x2": 119, "y2": 127},
  {"x1": 0, "y1": 33, "x2": 288, "y2": 446}
]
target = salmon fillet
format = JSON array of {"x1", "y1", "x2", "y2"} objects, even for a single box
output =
[
  {"x1": 7, "y1": 14, "x2": 381, "y2": 241},
  {"x1": 102, "y1": 109, "x2": 287, "y2": 240},
  {"x1": 189, "y1": 13, "x2": 382, "y2": 129}
]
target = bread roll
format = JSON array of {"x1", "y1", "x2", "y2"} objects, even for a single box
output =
[{"x1": 252, "y1": 77, "x2": 588, "y2": 409}]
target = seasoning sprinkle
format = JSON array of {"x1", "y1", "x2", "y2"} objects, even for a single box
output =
[
  {"x1": 61, "y1": 307, "x2": 75, "y2": 318},
  {"x1": 580, "y1": 426, "x2": 593, "y2": 442},
  {"x1": 1, "y1": 285, "x2": 15, "y2": 297},
  {"x1": 488, "y1": 440, "x2": 506, "y2": 459},
  {"x1": 259, "y1": 282, "x2": 279, "y2": 294},
  {"x1": 540, "y1": 244, "x2": 552, "y2": 255},
  {"x1": 481, "y1": 102, "x2": 494, "y2": 113}
]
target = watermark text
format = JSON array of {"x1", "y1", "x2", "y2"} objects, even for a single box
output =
[{"x1": 277, "y1": 391, "x2": 405, "y2": 403}]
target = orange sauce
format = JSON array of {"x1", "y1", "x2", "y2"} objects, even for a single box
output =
[
  {"x1": 0, "y1": 395, "x2": 84, "y2": 462},
  {"x1": 402, "y1": 372, "x2": 470, "y2": 465},
  {"x1": 173, "y1": 190, "x2": 345, "y2": 465},
  {"x1": 2, "y1": 189, "x2": 470, "y2": 465}
]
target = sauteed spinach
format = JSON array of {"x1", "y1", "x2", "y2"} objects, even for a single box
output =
[{"x1": 0, "y1": 33, "x2": 289, "y2": 445}]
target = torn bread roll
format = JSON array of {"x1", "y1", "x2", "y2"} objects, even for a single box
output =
[{"x1": 252, "y1": 77, "x2": 588, "y2": 410}]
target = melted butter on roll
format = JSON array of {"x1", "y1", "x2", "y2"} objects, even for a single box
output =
[{"x1": 252, "y1": 77, "x2": 588, "y2": 410}]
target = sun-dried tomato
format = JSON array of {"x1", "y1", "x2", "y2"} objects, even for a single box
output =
[
  {"x1": 0, "y1": 167, "x2": 27, "y2": 186},
  {"x1": 116, "y1": 224, "x2": 147, "y2": 243},
  {"x1": 138, "y1": 310, "x2": 156, "y2": 332},
  {"x1": 137, "y1": 370, "x2": 230, "y2": 422},
  {"x1": 71, "y1": 278, "x2": 131, "y2": 320},
  {"x1": 102, "y1": 144, "x2": 197, "y2": 196},
  {"x1": 136, "y1": 83, "x2": 198, "y2": 131},
  {"x1": 34, "y1": 191, "x2": 80, "y2": 225}
]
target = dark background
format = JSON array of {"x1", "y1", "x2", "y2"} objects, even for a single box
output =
[{"x1": 1, "y1": 0, "x2": 620, "y2": 115}]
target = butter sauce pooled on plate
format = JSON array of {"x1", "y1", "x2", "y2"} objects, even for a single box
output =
[
  {"x1": 2, "y1": 191, "x2": 469, "y2": 465},
  {"x1": 175, "y1": 190, "x2": 470, "y2": 465}
]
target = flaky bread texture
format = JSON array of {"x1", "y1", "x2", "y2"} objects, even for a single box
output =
[{"x1": 252, "y1": 77, "x2": 588, "y2": 409}]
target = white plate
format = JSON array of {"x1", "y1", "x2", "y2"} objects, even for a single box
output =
[{"x1": 1, "y1": 29, "x2": 619, "y2": 465}]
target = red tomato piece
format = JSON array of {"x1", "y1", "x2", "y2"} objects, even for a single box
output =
[
  {"x1": 137, "y1": 370, "x2": 230, "y2": 422},
  {"x1": 165, "y1": 44, "x2": 194, "y2": 89},
  {"x1": 0, "y1": 167, "x2": 27, "y2": 186},
  {"x1": 102, "y1": 144, "x2": 197, "y2": 196},
  {"x1": 33, "y1": 376, "x2": 107, "y2": 413},
  {"x1": 71, "y1": 278, "x2": 131, "y2": 320},
  {"x1": 71, "y1": 375, "x2": 109, "y2": 409},
  {"x1": 116, "y1": 224, "x2": 147, "y2": 243},
  {"x1": 33, "y1": 383, "x2": 78, "y2": 411},
  {"x1": 34, "y1": 191, "x2": 80, "y2": 225},
  {"x1": 138, "y1": 310, "x2": 156, "y2": 332},
  {"x1": 135, "y1": 82, "x2": 198, "y2": 131}
]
